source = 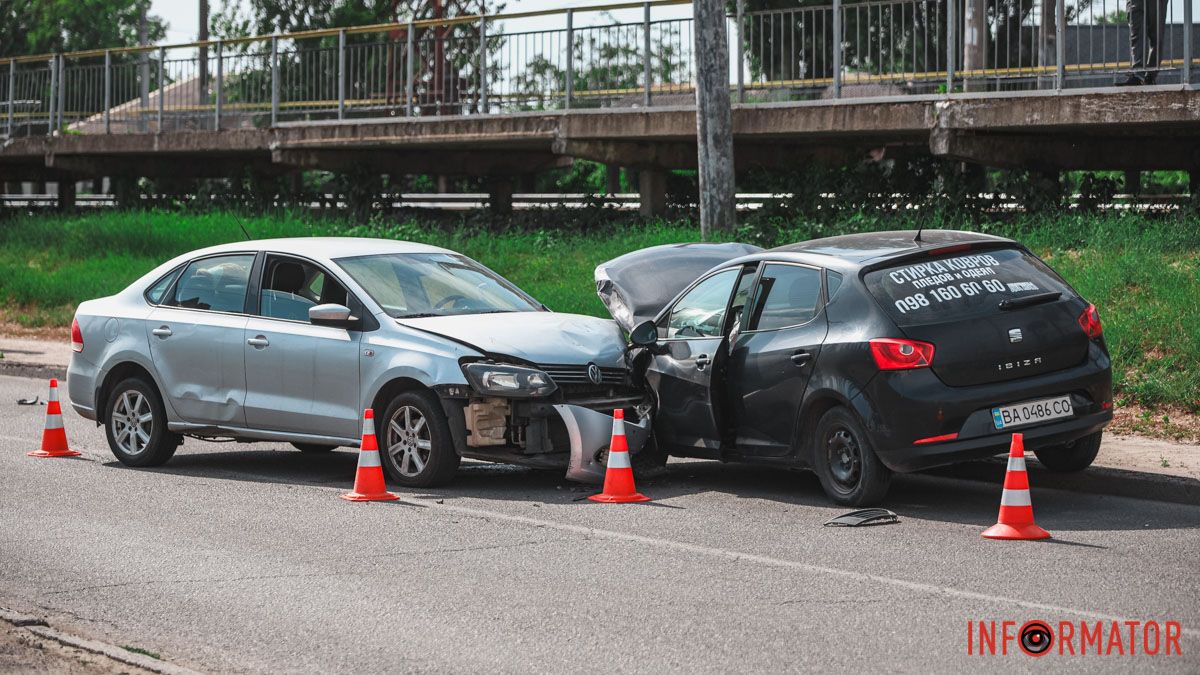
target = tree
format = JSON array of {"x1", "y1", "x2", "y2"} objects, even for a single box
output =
[{"x1": 0, "y1": 0, "x2": 165, "y2": 58}]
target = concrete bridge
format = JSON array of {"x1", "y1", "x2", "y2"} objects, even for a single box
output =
[{"x1": 2, "y1": 0, "x2": 1198, "y2": 213}]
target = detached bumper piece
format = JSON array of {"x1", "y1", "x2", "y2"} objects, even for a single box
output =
[{"x1": 553, "y1": 404, "x2": 649, "y2": 484}]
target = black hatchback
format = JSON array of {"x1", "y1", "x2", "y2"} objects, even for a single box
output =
[{"x1": 597, "y1": 231, "x2": 1113, "y2": 505}]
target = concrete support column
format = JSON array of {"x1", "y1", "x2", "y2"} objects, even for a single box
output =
[
  {"x1": 57, "y1": 180, "x2": 76, "y2": 210},
  {"x1": 606, "y1": 165, "x2": 622, "y2": 194},
  {"x1": 963, "y1": 0, "x2": 987, "y2": 91},
  {"x1": 488, "y1": 177, "x2": 513, "y2": 215},
  {"x1": 638, "y1": 169, "x2": 667, "y2": 218},
  {"x1": 436, "y1": 175, "x2": 451, "y2": 193},
  {"x1": 1125, "y1": 170, "x2": 1141, "y2": 197}
]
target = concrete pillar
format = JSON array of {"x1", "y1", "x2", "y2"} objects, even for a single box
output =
[
  {"x1": 57, "y1": 180, "x2": 76, "y2": 210},
  {"x1": 488, "y1": 177, "x2": 513, "y2": 215},
  {"x1": 638, "y1": 169, "x2": 667, "y2": 218},
  {"x1": 436, "y1": 175, "x2": 450, "y2": 193},
  {"x1": 606, "y1": 165, "x2": 622, "y2": 194},
  {"x1": 963, "y1": 0, "x2": 988, "y2": 91},
  {"x1": 694, "y1": 0, "x2": 736, "y2": 237},
  {"x1": 1125, "y1": 170, "x2": 1141, "y2": 197},
  {"x1": 1188, "y1": 170, "x2": 1198, "y2": 197}
]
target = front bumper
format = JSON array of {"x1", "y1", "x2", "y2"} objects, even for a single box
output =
[{"x1": 552, "y1": 404, "x2": 649, "y2": 483}]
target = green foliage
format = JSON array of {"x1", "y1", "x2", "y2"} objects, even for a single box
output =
[{"x1": 0, "y1": 0, "x2": 165, "y2": 58}]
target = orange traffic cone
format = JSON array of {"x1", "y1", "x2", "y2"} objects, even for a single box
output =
[
  {"x1": 982, "y1": 433, "x2": 1050, "y2": 540},
  {"x1": 588, "y1": 409, "x2": 650, "y2": 503},
  {"x1": 28, "y1": 379, "x2": 81, "y2": 458},
  {"x1": 340, "y1": 409, "x2": 399, "y2": 502}
]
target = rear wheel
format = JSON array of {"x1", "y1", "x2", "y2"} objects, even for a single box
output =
[
  {"x1": 104, "y1": 377, "x2": 180, "y2": 467},
  {"x1": 1032, "y1": 431, "x2": 1102, "y2": 472},
  {"x1": 379, "y1": 390, "x2": 460, "y2": 488},
  {"x1": 813, "y1": 407, "x2": 892, "y2": 506},
  {"x1": 291, "y1": 443, "x2": 336, "y2": 453}
]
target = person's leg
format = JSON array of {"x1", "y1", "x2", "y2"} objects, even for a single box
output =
[
  {"x1": 1142, "y1": 0, "x2": 1168, "y2": 82},
  {"x1": 1122, "y1": 0, "x2": 1148, "y2": 84}
]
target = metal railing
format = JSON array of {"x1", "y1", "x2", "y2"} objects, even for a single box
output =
[{"x1": 1, "y1": 0, "x2": 1196, "y2": 138}]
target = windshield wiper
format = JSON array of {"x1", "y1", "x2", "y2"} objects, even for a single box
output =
[
  {"x1": 395, "y1": 312, "x2": 441, "y2": 319},
  {"x1": 998, "y1": 291, "x2": 1061, "y2": 311}
]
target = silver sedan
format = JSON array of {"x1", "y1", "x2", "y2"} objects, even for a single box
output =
[{"x1": 67, "y1": 238, "x2": 651, "y2": 486}]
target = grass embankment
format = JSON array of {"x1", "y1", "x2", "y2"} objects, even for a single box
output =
[{"x1": 0, "y1": 210, "x2": 1196, "y2": 414}]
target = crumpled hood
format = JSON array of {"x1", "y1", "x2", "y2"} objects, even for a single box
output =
[
  {"x1": 595, "y1": 242, "x2": 764, "y2": 332},
  {"x1": 397, "y1": 311, "x2": 627, "y2": 367}
]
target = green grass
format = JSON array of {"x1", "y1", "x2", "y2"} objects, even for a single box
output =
[{"x1": 0, "y1": 209, "x2": 1196, "y2": 411}]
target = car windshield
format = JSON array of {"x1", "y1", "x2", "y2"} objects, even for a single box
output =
[{"x1": 335, "y1": 252, "x2": 541, "y2": 319}]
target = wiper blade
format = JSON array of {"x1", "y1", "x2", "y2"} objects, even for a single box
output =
[
  {"x1": 998, "y1": 291, "x2": 1062, "y2": 311},
  {"x1": 396, "y1": 312, "x2": 441, "y2": 319}
]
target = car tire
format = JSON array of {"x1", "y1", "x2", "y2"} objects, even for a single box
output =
[
  {"x1": 378, "y1": 390, "x2": 460, "y2": 488},
  {"x1": 813, "y1": 407, "x2": 892, "y2": 506},
  {"x1": 291, "y1": 442, "x2": 337, "y2": 453},
  {"x1": 104, "y1": 376, "x2": 181, "y2": 467},
  {"x1": 1032, "y1": 431, "x2": 1102, "y2": 472}
]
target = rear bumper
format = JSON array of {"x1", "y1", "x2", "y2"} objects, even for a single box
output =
[{"x1": 66, "y1": 353, "x2": 99, "y2": 421}]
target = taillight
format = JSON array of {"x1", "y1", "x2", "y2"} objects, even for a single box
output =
[
  {"x1": 1078, "y1": 303, "x2": 1103, "y2": 339},
  {"x1": 71, "y1": 318, "x2": 84, "y2": 353},
  {"x1": 869, "y1": 338, "x2": 934, "y2": 370}
]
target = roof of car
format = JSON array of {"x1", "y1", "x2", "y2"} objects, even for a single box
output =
[
  {"x1": 767, "y1": 229, "x2": 1016, "y2": 265},
  {"x1": 186, "y1": 237, "x2": 454, "y2": 261}
]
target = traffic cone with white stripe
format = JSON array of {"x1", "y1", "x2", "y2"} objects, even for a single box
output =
[
  {"x1": 982, "y1": 433, "x2": 1050, "y2": 540},
  {"x1": 340, "y1": 409, "x2": 399, "y2": 502},
  {"x1": 28, "y1": 379, "x2": 81, "y2": 458},
  {"x1": 588, "y1": 409, "x2": 650, "y2": 503}
]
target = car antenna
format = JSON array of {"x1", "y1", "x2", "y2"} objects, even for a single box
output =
[
  {"x1": 914, "y1": 225, "x2": 924, "y2": 243},
  {"x1": 229, "y1": 210, "x2": 254, "y2": 241}
]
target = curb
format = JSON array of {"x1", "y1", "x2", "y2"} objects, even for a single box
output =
[
  {"x1": 1, "y1": 608, "x2": 201, "y2": 675},
  {"x1": 928, "y1": 458, "x2": 1200, "y2": 507},
  {"x1": 0, "y1": 360, "x2": 66, "y2": 381}
]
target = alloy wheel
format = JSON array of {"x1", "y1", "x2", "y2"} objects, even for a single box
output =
[
  {"x1": 386, "y1": 405, "x2": 432, "y2": 477},
  {"x1": 112, "y1": 390, "x2": 154, "y2": 456}
]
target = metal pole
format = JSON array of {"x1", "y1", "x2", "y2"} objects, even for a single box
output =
[
  {"x1": 47, "y1": 57, "x2": 57, "y2": 136},
  {"x1": 945, "y1": 0, "x2": 956, "y2": 94},
  {"x1": 270, "y1": 36, "x2": 279, "y2": 126},
  {"x1": 103, "y1": 50, "x2": 112, "y2": 134},
  {"x1": 566, "y1": 10, "x2": 575, "y2": 109},
  {"x1": 478, "y1": 16, "x2": 488, "y2": 113},
  {"x1": 643, "y1": 2, "x2": 653, "y2": 106},
  {"x1": 56, "y1": 55, "x2": 66, "y2": 133},
  {"x1": 833, "y1": 0, "x2": 843, "y2": 98},
  {"x1": 736, "y1": 0, "x2": 745, "y2": 103},
  {"x1": 1184, "y1": 0, "x2": 1193, "y2": 85},
  {"x1": 156, "y1": 46, "x2": 165, "y2": 132},
  {"x1": 7, "y1": 60, "x2": 15, "y2": 138},
  {"x1": 405, "y1": 21, "x2": 415, "y2": 117},
  {"x1": 338, "y1": 28, "x2": 346, "y2": 119},
  {"x1": 1055, "y1": 0, "x2": 1065, "y2": 90},
  {"x1": 214, "y1": 39, "x2": 223, "y2": 130}
]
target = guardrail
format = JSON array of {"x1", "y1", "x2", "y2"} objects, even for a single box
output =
[{"x1": 1, "y1": 0, "x2": 1196, "y2": 137}]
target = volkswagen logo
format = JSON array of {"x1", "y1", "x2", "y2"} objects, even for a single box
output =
[
  {"x1": 1009, "y1": 328, "x2": 1023, "y2": 343},
  {"x1": 586, "y1": 363, "x2": 603, "y2": 385}
]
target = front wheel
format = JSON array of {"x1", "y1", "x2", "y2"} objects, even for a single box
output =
[
  {"x1": 104, "y1": 377, "x2": 180, "y2": 467},
  {"x1": 813, "y1": 407, "x2": 892, "y2": 506},
  {"x1": 1032, "y1": 431, "x2": 1102, "y2": 472},
  {"x1": 379, "y1": 390, "x2": 460, "y2": 488}
]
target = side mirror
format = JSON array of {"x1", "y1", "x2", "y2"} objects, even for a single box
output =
[
  {"x1": 309, "y1": 303, "x2": 355, "y2": 327},
  {"x1": 629, "y1": 320, "x2": 659, "y2": 347}
]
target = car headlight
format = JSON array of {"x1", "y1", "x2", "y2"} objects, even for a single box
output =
[{"x1": 462, "y1": 362, "x2": 558, "y2": 398}]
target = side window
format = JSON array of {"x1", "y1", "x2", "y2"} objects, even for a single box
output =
[
  {"x1": 260, "y1": 256, "x2": 351, "y2": 322},
  {"x1": 748, "y1": 264, "x2": 823, "y2": 331},
  {"x1": 827, "y1": 270, "x2": 844, "y2": 300},
  {"x1": 169, "y1": 254, "x2": 254, "y2": 313},
  {"x1": 145, "y1": 266, "x2": 183, "y2": 304},
  {"x1": 662, "y1": 268, "x2": 739, "y2": 339}
]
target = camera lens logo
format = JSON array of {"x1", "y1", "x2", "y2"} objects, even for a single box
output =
[{"x1": 1019, "y1": 620, "x2": 1054, "y2": 657}]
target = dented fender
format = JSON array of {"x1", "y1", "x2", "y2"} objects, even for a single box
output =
[{"x1": 553, "y1": 404, "x2": 649, "y2": 484}]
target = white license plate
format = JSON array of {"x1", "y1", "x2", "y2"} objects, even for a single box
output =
[{"x1": 991, "y1": 395, "x2": 1074, "y2": 430}]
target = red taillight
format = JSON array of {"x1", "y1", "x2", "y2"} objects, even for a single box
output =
[
  {"x1": 71, "y1": 318, "x2": 84, "y2": 353},
  {"x1": 869, "y1": 338, "x2": 934, "y2": 370},
  {"x1": 1078, "y1": 303, "x2": 1103, "y2": 339}
]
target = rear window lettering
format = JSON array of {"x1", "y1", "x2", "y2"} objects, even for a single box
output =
[{"x1": 865, "y1": 248, "x2": 1074, "y2": 326}]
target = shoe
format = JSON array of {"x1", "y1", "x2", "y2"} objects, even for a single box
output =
[
  {"x1": 1115, "y1": 73, "x2": 1144, "y2": 86},
  {"x1": 1143, "y1": 72, "x2": 1158, "y2": 85}
]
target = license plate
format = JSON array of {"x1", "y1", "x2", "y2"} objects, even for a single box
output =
[{"x1": 992, "y1": 395, "x2": 1073, "y2": 430}]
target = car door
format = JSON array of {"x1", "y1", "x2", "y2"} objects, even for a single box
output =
[
  {"x1": 645, "y1": 265, "x2": 757, "y2": 458},
  {"x1": 726, "y1": 263, "x2": 829, "y2": 457},
  {"x1": 147, "y1": 252, "x2": 256, "y2": 426},
  {"x1": 243, "y1": 254, "x2": 362, "y2": 440}
]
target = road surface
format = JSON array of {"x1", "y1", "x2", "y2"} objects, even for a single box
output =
[{"x1": 1, "y1": 373, "x2": 1197, "y2": 672}]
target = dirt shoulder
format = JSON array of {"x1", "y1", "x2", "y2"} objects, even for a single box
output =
[{"x1": 0, "y1": 620, "x2": 157, "y2": 675}]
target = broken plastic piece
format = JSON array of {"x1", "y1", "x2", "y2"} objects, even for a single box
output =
[
  {"x1": 823, "y1": 508, "x2": 899, "y2": 527},
  {"x1": 16, "y1": 396, "x2": 42, "y2": 406}
]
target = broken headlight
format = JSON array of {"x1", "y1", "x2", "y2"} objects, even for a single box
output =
[{"x1": 462, "y1": 362, "x2": 558, "y2": 398}]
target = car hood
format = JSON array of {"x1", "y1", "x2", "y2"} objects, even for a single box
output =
[
  {"x1": 594, "y1": 242, "x2": 764, "y2": 332},
  {"x1": 397, "y1": 311, "x2": 627, "y2": 367}
]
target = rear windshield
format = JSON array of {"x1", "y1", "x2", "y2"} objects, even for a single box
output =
[{"x1": 864, "y1": 247, "x2": 1075, "y2": 326}]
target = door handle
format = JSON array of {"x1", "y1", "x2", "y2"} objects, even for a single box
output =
[
  {"x1": 151, "y1": 326, "x2": 172, "y2": 338},
  {"x1": 695, "y1": 354, "x2": 711, "y2": 371},
  {"x1": 790, "y1": 350, "x2": 813, "y2": 366},
  {"x1": 247, "y1": 336, "x2": 270, "y2": 348}
]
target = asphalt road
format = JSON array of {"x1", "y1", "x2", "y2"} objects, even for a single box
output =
[{"x1": 1, "y1": 373, "x2": 1198, "y2": 673}]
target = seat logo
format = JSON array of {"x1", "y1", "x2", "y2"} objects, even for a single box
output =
[
  {"x1": 1009, "y1": 328, "x2": 1023, "y2": 343},
  {"x1": 587, "y1": 363, "x2": 603, "y2": 385}
]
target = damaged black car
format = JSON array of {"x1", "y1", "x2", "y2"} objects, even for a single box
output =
[{"x1": 598, "y1": 231, "x2": 1113, "y2": 506}]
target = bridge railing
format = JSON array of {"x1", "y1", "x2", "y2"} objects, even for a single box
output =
[{"x1": 2, "y1": 0, "x2": 1196, "y2": 138}]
